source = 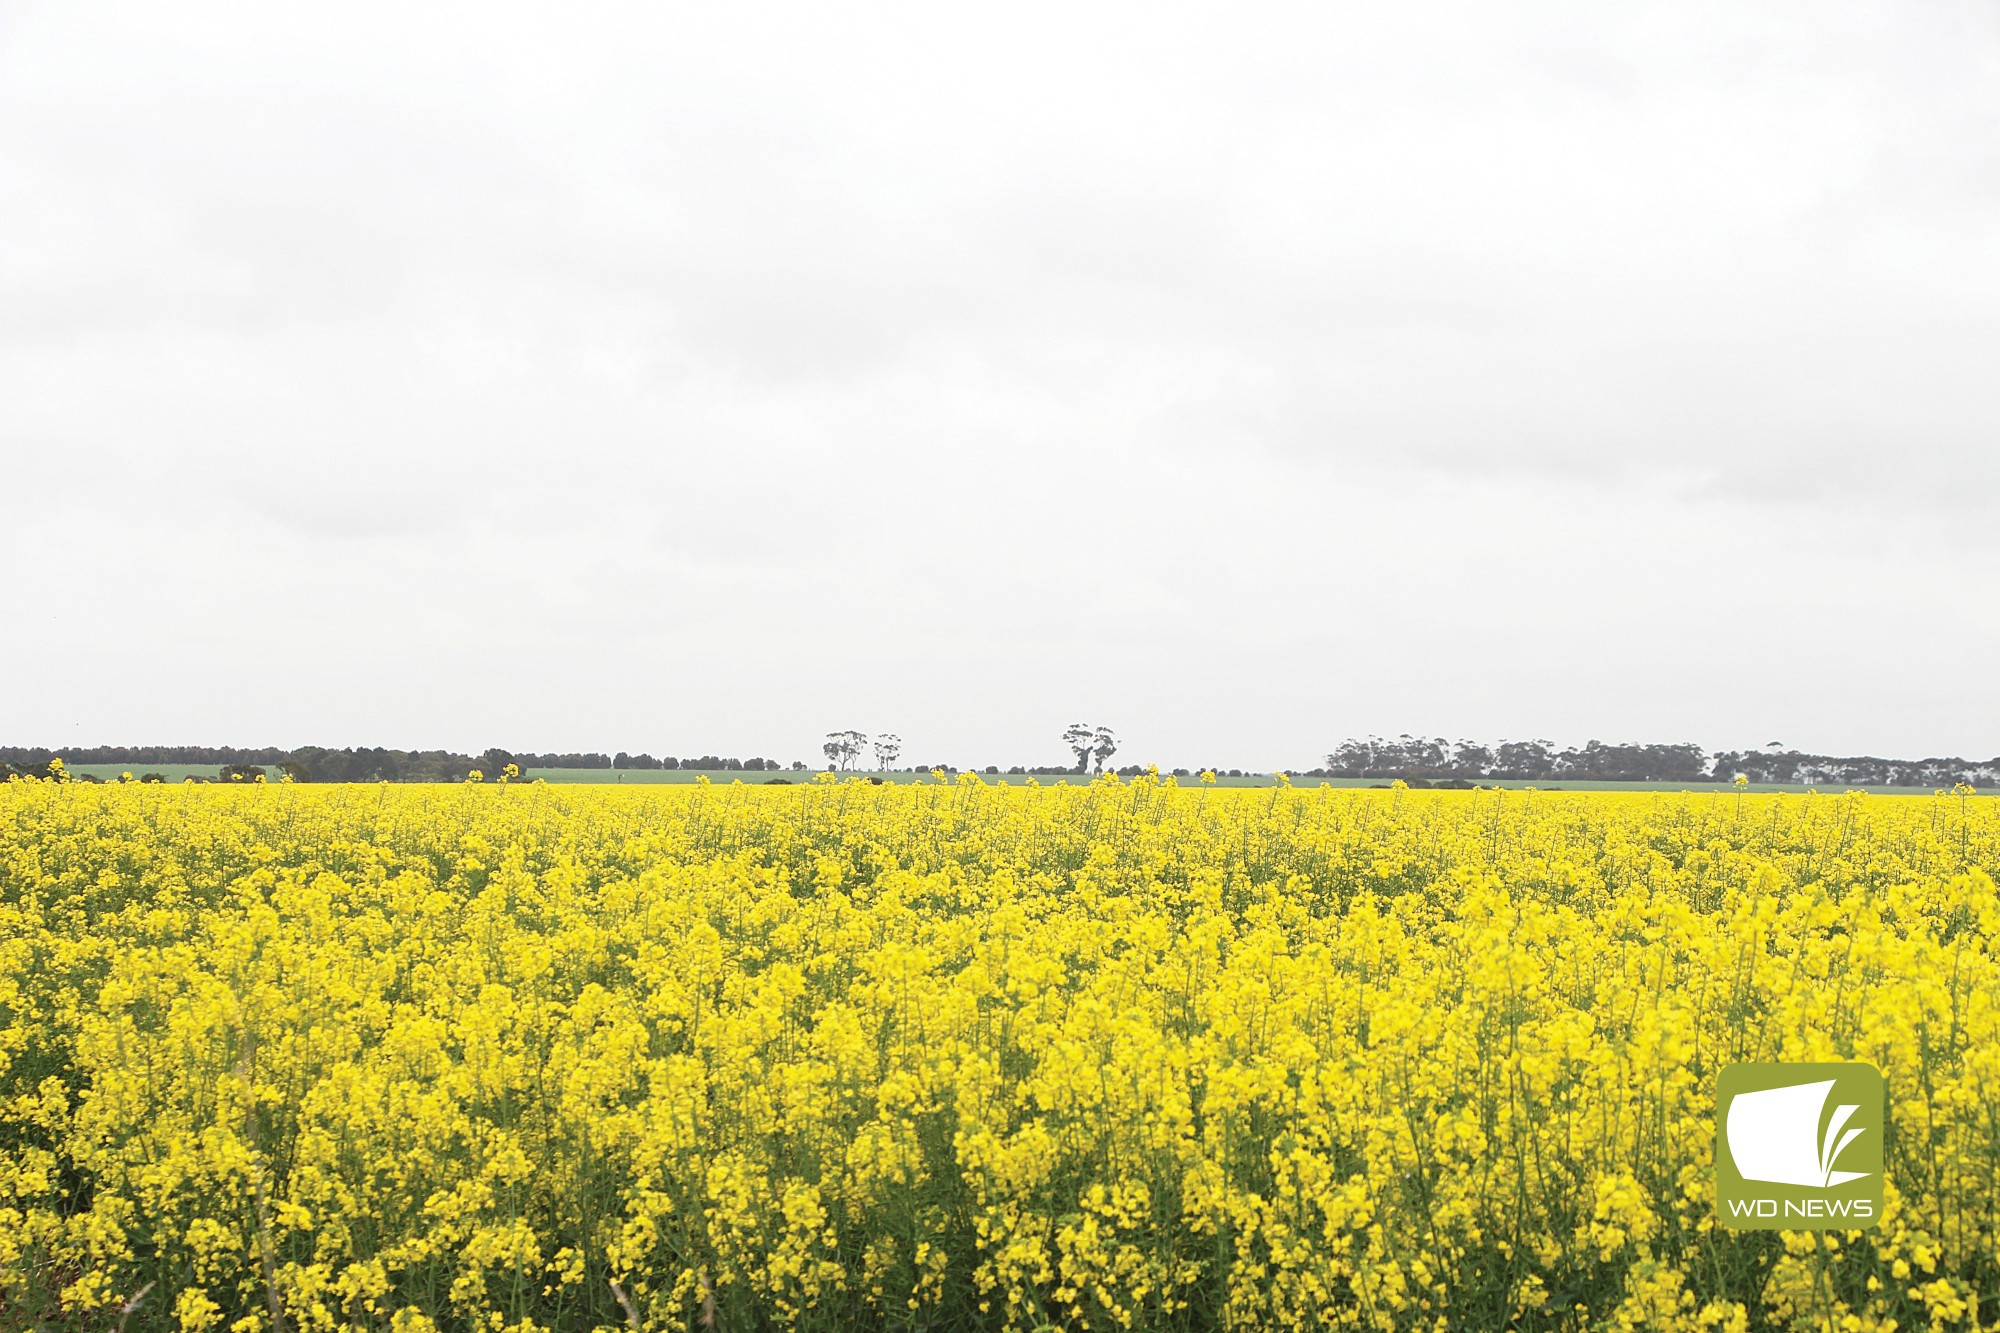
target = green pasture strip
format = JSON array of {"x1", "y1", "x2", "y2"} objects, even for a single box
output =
[{"x1": 49, "y1": 763, "x2": 1945, "y2": 794}]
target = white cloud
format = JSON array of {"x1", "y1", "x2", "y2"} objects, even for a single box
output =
[{"x1": 4, "y1": 0, "x2": 1996, "y2": 764}]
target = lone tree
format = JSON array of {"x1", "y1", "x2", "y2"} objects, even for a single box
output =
[
  {"x1": 822, "y1": 730, "x2": 867, "y2": 771},
  {"x1": 872, "y1": 733, "x2": 902, "y2": 770},
  {"x1": 1062, "y1": 723, "x2": 1120, "y2": 775},
  {"x1": 1062, "y1": 723, "x2": 1096, "y2": 774}
]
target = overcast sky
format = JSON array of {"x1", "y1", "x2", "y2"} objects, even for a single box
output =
[{"x1": 4, "y1": 1, "x2": 1997, "y2": 768}]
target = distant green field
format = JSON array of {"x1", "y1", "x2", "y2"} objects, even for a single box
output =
[
  {"x1": 530, "y1": 769, "x2": 1325, "y2": 787},
  {"x1": 47, "y1": 763, "x2": 1943, "y2": 794},
  {"x1": 566, "y1": 773, "x2": 1941, "y2": 793},
  {"x1": 61, "y1": 763, "x2": 229, "y2": 782}
]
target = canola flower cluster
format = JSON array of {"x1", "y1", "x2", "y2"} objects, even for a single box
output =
[{"x1": 0, "y1": 775, "x2": 1995, "y2": 1333}]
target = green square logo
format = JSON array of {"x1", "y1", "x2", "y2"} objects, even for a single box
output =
[{"x1": 1715, "y1": 1062, "x2": 1883, "y2": 1229}]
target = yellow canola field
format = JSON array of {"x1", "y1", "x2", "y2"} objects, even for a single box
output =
[{"x1": 0, "y1": 777, "x2": 1996, "y2": 1333}]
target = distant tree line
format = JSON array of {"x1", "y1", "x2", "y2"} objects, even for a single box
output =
[
  {"x1": 3, "y1": 745, "x2": 301, "y2": 769},
  {"x1": 611, "y1": 753, "x2": 793, "y2": 771},
  {"x1": 0, "y1": 746, "x2": 803, "y2": 783},
  {"x1": 7, "y1": 738, "x2": 1996, "y2": 788},
  {"x1": 1306, "y1": 737, "x2": 1999, "y2": 787},
  {"x1": 1704, "y1": 749, "x2": 2000, "y2": 789}
]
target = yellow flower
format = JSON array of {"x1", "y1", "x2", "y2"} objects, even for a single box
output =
[{"x1": 0, "y1": 780, "x2": 1989, "y2": 1331}]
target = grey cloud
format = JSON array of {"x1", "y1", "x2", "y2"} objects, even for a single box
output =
[{"x1": 3, "y1": 0, "x2": 1997, "y2": 760}]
